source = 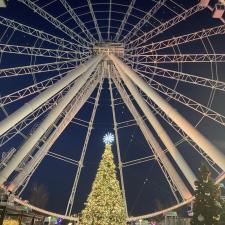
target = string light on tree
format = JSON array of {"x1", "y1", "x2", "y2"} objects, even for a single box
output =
[{"x1": 80, "y1": 133, "x2": 126, "y2": 225}]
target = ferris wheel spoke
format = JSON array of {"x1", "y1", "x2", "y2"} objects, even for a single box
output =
[
  {"x1": 66, "y1": 71, "x2": 103, "y2": 216},
  {"x1": 18, "y1": 0, "x2": 92, "y2": 48},
  {"x1": 139, "y1": 74, "x2": 225, "y2": 126},
  {"x1": 125, "y1": 4, "x2": 204, "y2": 49},
  {"x1": 114, "y1": 0, "x2": 136, "y2": 42},
  {"x1": 87, "y1": 0, "x2": 103, "y2": 41},
  {"x1": 107, "y1": 0, "x2": 112, "y2": 40},
  {"x1": 59, "y1": 0, "x2": 96, "y2": 43},
  {"x1": 146, "y1": 98, "x2": 221, "y2": 174},
  {"x1": 0, "y1": 59, "x2": 83, "y2": 78},
  {"x1": 0, "y1": 16, "x2": 81, "y2": 52},
  {"x1": 122, "y1": 155, "x2": 156, "y2": 168},
  {"x1": 126, "y1": 53, "x2": 225, "y2": 63},
  {"x1": 129, "y1": 62, "x2": 225, "y2": 92},
  {"x1": 7, "y1": 66, "x2": 101, "y2": 194},
  {"x1": 0, "y1": 71, "x2": 67, "y2": 107},
  {"x1": 0, "y1": 56, "x2": 102, "y2": 137},
  {"x1": 112, "y1": 70, "x2": 192, "y2": 201},
  {"x1": 122, "y1": 0, "x2": 167, "y2": 44},
  {"x1": 127, "y1": 24, "x2": 225, "y2": 53},
  {"x1": 47, "y1": 152, "x2": 79, "y2": 166},
  {"x1": 125, "y1": 58, "x2": 225, "y2": 92},
  {"x1": 0, "y1": 44, "x2": 86, "y2": 59}
]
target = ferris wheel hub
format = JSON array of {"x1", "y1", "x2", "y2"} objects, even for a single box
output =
[{"x1": 93, "y1": 42, "x2": 124, "y2": 57}]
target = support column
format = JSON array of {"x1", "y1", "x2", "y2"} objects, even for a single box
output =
[
  {"x1": 0, "y1": 55, "x2": 103, "y2": 185},
  {"x1": 108, "y1": 73, "x2": 128, "y2": 216},
  {"x1": 7, "y1": 70, "x2": 101, "y2": 193},
  {"x1": 108, "y1": 54, "x2": 225, "y2": 172},
  {"x1": 112, "y1": 73, "x2": 192, "y2": 200},
  {"x1": 114, "y1": 65, "x2": 197, "y2": 189},
  {"x1": 65, "y1": 75, "x2": 103, "y2": 216},
  {"x1": 0, "y1": 55, "x2": 102, "y2": 136}
]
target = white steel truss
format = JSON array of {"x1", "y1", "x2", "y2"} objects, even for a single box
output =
[
  {"x1": 125, "y1": 4, "x2": 204, "y2": 49},
  {"x1": 59, "y1": 0, "x2": 96, "y2": 43},
  {"x1": 126, "y1": 54, "x2": 225, "y2": 63},
  {"x1": 122, "y1": 0, "x2": 167, "y2": 44},
  {"x1": 141, "y1": 75, "x2": 225, "y2": 126},
  {"x1": 0, "y1": 59, "x2": 83, "y2": 78},
  {"x1": 0, "y1": 16, "x2": 81, "y2": 51},
  {"x1": 0, "y1": 44, "x2": 84, "y2": 59},
  {"x1": 18, "y1": 0, "x2": 91, "y2": 48},
  {"x1": 129, "y1": 24, "x2": 225, "y2": 53},
  {"x1": 0, "y1": 72, "x2": 66, "y2": 107},
  {"x1": 114, "y1": 0, "x2": 136, "y2": 42},
  {"x1": 87, "y1": 0, "x2": 103, "y2": 41},
  {"x1": 129, "y1": 62, "x2": 225, "y2": 92}
]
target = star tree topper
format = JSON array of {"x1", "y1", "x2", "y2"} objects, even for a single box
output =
[{"x1": 103, "y1": 132, "x2": 115, "y2": 145}]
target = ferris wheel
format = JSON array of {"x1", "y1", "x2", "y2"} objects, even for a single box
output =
[{"x1": 0, "y1": 0, "x2": 225, "y2": 222}]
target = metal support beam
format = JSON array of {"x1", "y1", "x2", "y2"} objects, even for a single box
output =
[
  {"x1": 66, "y1": 74, "x2": 103, "y2": 216},
  {"x1": 0, "y1": 58, "x2": 102, "y2": 185},
  {"x1": 113, "y1": 65, "x2": 196, "y2": 190},
  {"x1": 0, "y1": 55, "x2": 102, "y2": 137},
  {"x1": 109, "y1": 54, "x2": 225, "y2": 173},
  {"x1": 7, "y1": 69, "x2": 101, "y2": 193},
  {"x1": 112, "y1": 71, "x2": 192, "y2": 201},
  {"x1": 108, "y1": 72, "x2": 128, "y2": 216}
]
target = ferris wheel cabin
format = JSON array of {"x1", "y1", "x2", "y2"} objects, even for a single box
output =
[{"x1": 213, "y1": 2, "x2": 225, "y2": 18}]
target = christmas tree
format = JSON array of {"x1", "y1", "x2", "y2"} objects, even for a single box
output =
[
  {"x1": 191, "y1": 164, "x2": 224, "y2": 225},
  {"x1": 79, "y1": 133, "x2": 127, "y2": 225}
]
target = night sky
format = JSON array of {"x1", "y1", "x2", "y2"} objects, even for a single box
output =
[{"x1": 0, "y1": 0, "x2": 225, "y2": 218}]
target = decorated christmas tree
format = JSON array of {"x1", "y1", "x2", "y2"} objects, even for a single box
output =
[
  {"x1": 191, "y1": 164, "x2": 224, "y2": 225},
  {"x1": 79, "y1": 133, "x2": 127, "y2": 225}
]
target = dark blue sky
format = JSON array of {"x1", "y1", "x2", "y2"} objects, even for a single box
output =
[{"x1": 0, "y1": 0, "x2": 225, "y2": 218}]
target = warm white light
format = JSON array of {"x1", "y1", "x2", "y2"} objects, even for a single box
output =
[{"x1": 103, "y1": 133, "x2": 114, "y2": 144}]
